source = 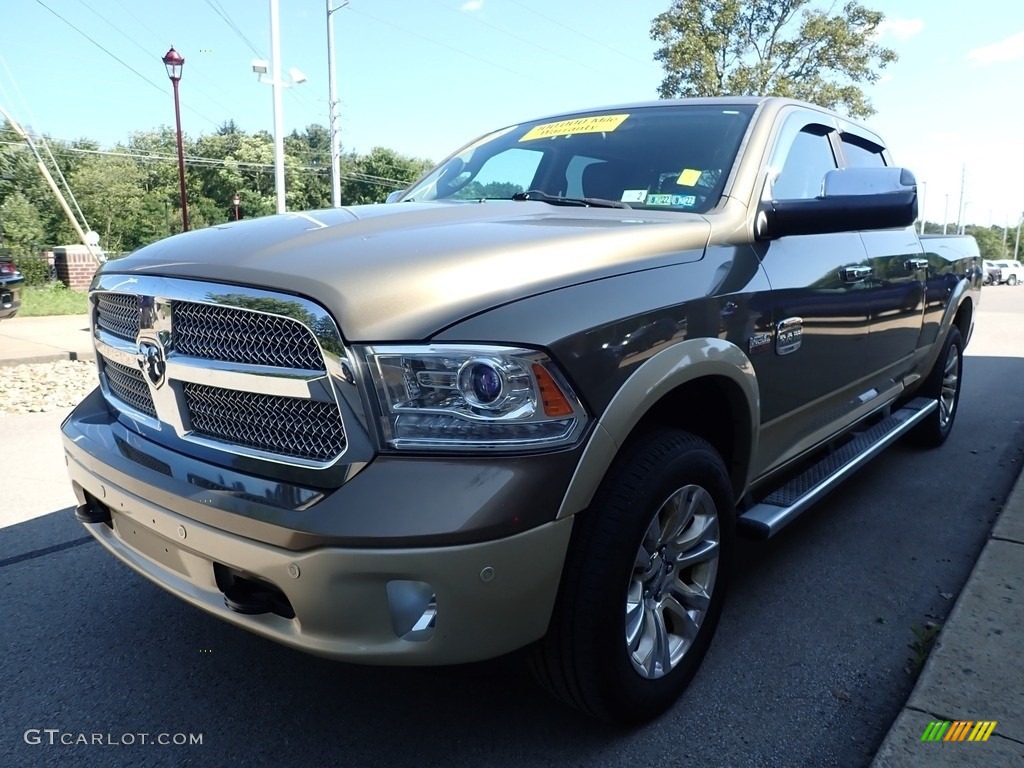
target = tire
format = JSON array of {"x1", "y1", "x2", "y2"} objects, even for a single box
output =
[
  {"x1": 1009, "y1": 275, "x2": 1018, "y2": 286},
  {"x1": 907, "y1": 326, "x2": 963, "y2": 447},
  {"x1": 529, "y1": 429, "x2": 734, "y2": 724}
]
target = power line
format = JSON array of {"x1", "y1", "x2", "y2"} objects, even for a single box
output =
[
  {"x1": 0, "y1": 52, "x2": 90, "y2": 229},
  {"x1": 2, "y1": 124, "x2": 427, "y2": 187},
  {"x1": 504, "y1": 0, "x2": 651, "y2": 66},
  {"x1": 73, "y1": 0, "x2": 246, "y2": 122},
  {"x1": 199, "y1": 0, "x2": 323, "y2": 134},
  {"x1": 34, "y1": 0, "x2": 165, "y2": 95},
  {"x1": 205, "y1": 0, "x2": 267, "y2": 59},
  {"x1": 425, "y1": 0, "x2": 631, "y2": 83},
  {"x1": 32, "y1": 0, "x2": 221, "y2": 129},
  {"x1": 110, "y1": 0, "x2": 167, "y2": 45},
  {"x1": 74, "y1": 0, "x2": 163, "y2": 65},
  {"x1": 345, "y1": 5, "x2": 544, "y2": 85},
  {"x1": 0, "y1": 139, "x2": 409, "y2": 188}
]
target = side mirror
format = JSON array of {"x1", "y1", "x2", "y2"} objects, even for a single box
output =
[
  {"x1": 757, "y1": 167, "x2": 918, "y2": 239},
  {"x1": 385, "y1": 190, "x2": 405, "y2": 204}
]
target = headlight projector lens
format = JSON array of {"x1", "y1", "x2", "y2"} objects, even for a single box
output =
[{"x1": 459, "y1": 359, "x2": 504, "y2": 408}]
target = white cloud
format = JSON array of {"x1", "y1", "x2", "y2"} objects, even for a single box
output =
[
  {"x1": 460, "y1": 0, "x2": 484, "y2": 11},
  {"x1": 875, "y1": 18, "x2": 924, "y2": 41},
  {"x1": 966, "y1": 31, "x2": 1024, "y2": 64}
]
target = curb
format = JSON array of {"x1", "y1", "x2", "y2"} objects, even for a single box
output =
[
  {"x1": 0, "y1": 350, "x2": 96, "y2": 367},
  {"x1": 871, "y1": 461, "x2": 1024, "y2": 766}
]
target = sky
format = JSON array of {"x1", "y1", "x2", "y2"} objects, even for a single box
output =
[{"x1": 1, "y1": 0, "x2": 1023, "y2": 230}]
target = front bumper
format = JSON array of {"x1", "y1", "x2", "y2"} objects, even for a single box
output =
[{"x1": 62, "y1": 393, "x2": 577, "y2": 664}]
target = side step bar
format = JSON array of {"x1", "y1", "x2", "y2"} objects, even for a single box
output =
[{"x1": 738, "y1": 397, "x2": 937, "y2": 540}]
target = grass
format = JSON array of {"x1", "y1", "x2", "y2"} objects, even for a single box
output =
[
  {"x1": 18, "y1": 283, "x2": 90, "y2": 317},
  {"x1": 906, "y1": 621, "x2": 943, "y2": 674}
]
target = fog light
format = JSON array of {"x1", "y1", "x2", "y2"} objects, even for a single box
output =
[{"x1": 386, "y1": 580, "x2": 436, "y2": 642}]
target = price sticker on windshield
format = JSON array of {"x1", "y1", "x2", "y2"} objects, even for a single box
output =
[{"x1": 519, "y1": 114, "x2": 630, "y2": 142}]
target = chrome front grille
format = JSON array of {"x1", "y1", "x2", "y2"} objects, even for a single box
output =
[
  {"x1": 184, "y1": 383, "x2": 346, "y2": 461},
  {"x1": 172, "y1": 301, "x2": 324, "y2": 370},
  {"x1": 103, "y1": 358, "x2": 157, "y2": 417},
  {"x1": 91, "y1": 276, "x2": 351, "y2": 468},
  {"x1": 96, "y1": 292, "x2": 141, "y2": 342}
]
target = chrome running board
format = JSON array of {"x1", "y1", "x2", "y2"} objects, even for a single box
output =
[{"x1": 738, "y1": 398, "x2": 937, "y2": 540}]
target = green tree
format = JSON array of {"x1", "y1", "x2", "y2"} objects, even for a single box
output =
[
  {"x1": 71, "y1": 155, "x2": 151, "y2": 251},
  {"x1": 650, "y1": 0, "x2": 897, "y2": 117},
  {"x1": 0, "y1": 191, "x2": 46, "y2": 254},
  {"x1": 964, "y1": 225, "x2": 1007, "y2": 261},
  {"x1": 341, "y1": 147, "x2": 432, "y2": 205}
]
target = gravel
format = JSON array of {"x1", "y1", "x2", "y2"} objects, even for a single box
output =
[{"x1": 0, "y1": 360, "x2": 99, "y2": 414}]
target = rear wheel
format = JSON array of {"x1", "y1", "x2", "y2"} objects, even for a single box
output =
[
  {"x1": 530, "y1": 429, "x2": 734, "y2": 724},
  {"x1": 1009, "y1": 275, "x2": 1018, "y2": 286},
  {"x1": 908, "y1": 326, "x2": 963, "y2": 447}
]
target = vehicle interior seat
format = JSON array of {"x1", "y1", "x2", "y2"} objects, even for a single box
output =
[{"x1": 582, "y1": 161, "x2": 636, "y2": 202}]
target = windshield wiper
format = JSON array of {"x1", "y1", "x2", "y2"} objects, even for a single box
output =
[{"x1": 511, "y1": 190, "x2": 632, "y2": 209}]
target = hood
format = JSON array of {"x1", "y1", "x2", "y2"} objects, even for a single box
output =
[{"x1": 106, "y1": 202, "x2": 710, "y2": 340}]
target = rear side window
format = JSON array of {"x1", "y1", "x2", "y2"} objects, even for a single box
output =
[{"x1": 841, "y1": 135, "x2": 887, "y2": 168}]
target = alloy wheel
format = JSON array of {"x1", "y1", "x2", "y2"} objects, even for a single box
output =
[{"x1": 625, "y1": 484, "x2": 720, "y2": 679}]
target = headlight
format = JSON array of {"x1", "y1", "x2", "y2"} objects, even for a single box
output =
[{"x1": 361, "y1": 345, "x2": 587, "y2": 451}]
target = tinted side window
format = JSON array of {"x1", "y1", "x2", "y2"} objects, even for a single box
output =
[
  {"x1": 772, "y1": 129, "x2": 837, "y2": 200},
  {"x1": 841, "y1": 135, "x2": 887, "y2": 168}
]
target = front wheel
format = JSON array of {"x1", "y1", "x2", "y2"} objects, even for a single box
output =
[
  {"x1": 1009, "y1": 275, "x2": 1018, "y2": 286},
  {"x1": 529, "y1": 429, "x2": 734, "y2": 724},
  {"x1": 908, "y1": 326, "x2": 963, "y2": 447}
]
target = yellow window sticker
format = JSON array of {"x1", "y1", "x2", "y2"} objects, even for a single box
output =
[
  {"x1": 677, "y1": 169, "x2": 702, "y2": 186},
  {"x1": 519, "y1": 114, "x2": 629, "y2": 142}
]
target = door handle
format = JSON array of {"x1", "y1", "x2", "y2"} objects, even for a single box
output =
[
  {"x1": 840, "y1": 266, "x2": 873, "y2": 283},
  {"x1": 905, "y1": 258, "x2": 929, "y2": 272}
]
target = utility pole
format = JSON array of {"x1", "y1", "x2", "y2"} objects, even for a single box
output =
[
  {"x1": 918, "y1": 181, "x2": 927, "y2": 235},
  {"x1": 327, "y1": 1, "x2": 345, "y2": 208},
  {"x1": 1003, "y1": 213, "x2": 1010, "y2": 257},
  {"x1": 270, "y1": 0, "x2": 286, "y2": 214},
  {"x1": 942, "y1": 194, "x2": 949, "y2": 235},
  {"x1": 0, "y1": 102, "x2": 101, "y2": 265},
  {"x1": 956, "y1": 165, "x2": 966, "y2": 235},
  {"x1": 1015, "y1": 212, "x2": 1022, "y2": 261}
]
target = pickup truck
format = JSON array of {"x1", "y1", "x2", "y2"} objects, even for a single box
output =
[
  {"x1": 992, "y1": 259, "x2": 1023, "y2": 285},
  {"x1": 62, "y1": 97, "x2": 981, "y2": 724}
]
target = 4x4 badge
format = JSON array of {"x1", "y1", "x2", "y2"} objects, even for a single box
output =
[
  {"x1": 776, "y1": 317, "x2": 803, "y2": 355},
  {"x1": 137, "y1": 338, "x2": 167, "y2": 389}
]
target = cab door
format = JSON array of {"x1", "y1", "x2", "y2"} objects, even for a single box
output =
[
  {"x1": 749, "y1": 114, "x2": 884, "y2": 476},
  {"x1": 839, "y1": 132, "x2": 925, "y2": 384}
]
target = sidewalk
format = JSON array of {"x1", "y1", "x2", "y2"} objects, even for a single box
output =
[
  {"x1": 0, "y1": 314, "x2": 94, "y2": 366},
  {"x1": 871, "y1": 469, "x2": 1024, "y2": 766}
]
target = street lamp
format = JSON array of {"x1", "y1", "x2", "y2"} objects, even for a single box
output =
[
  {"x1": 252, "y1": 0, "x2": 307, "y2": 215},
  {"x1": 233, "y1": 193, "x2": 240, "y2": 221},
  {"x1": 162, "y1": 46, "x2": 190, "y2": 232}
]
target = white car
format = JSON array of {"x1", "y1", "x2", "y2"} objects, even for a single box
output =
[{"x1": 993, "y1": 260, "x2": 1024, "y2": 286}]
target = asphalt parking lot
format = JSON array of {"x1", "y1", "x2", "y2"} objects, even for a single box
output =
[{"x1": 2, "y1": 287, "x2": 1023, "y2": 767}]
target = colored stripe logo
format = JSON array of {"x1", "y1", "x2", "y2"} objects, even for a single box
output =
[{"x1": 920, "y1": 721, "x2": 997, "y2": 742}]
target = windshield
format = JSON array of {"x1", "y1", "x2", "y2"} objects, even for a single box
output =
[{"x1": 400, "y1": 105, "x2": 756, "y2": 214}]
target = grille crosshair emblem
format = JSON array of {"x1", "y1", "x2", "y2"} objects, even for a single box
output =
[{"x1": 137, "y1": 338, "x2": 167, "y2": 389}]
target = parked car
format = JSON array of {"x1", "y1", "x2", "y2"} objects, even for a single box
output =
[
  {"x1": 0, "y1": 257, "x2": 24, "y2": 321},
  {"x1": 993, "y1": 260, "x2": 1023, "y2": 285},
  {"x1": 62, "y1": 97, "x2": 980, "y2": 724},
  {"x1": 983, "y1": 260, "x2": 1000, "y2": 285}
]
